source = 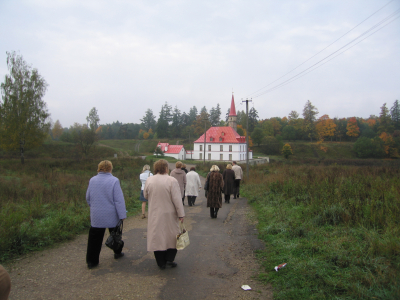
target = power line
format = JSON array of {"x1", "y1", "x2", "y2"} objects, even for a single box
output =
[
  {"x1": 251, "y1": 8, "x2": 400, "y2": 98},
  {"x1": 259, "y1": 14, "x2": 400, "y2": 96},
  {"x1": 246, "y1": 0, "x2": 398, "y2": 98}
]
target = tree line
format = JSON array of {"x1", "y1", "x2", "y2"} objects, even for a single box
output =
[{"x1": 1, "y1": 51, "x2": 399, "y2": 161}]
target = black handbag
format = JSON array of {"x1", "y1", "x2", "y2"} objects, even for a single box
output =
[
  {"x1": 204, "y1": 173, "x2": 210, "y2": 191},
  {"x1": 105, "y1": 220, "x2": 124, "y2": 251}
]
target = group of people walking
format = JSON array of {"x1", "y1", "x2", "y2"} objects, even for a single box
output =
[
  {"x1": 85, "y1": 159, "x2": 242, "y2": 271},
  {"x1": 206, "y1": 161, "x2": 243, "y2": 218}
]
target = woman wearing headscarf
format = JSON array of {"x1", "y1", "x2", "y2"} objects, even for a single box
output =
[
  {"x1": 222, "y1": 164, "x2": 235, "y2": 204},
  {"x1": 144, "y1": 159, "x2": 185, "y2": 270},
  {"x1": 186, "y1": 167, "x2": 201, "y2": 206},
  {"x1": 86, "y1": 160, "x2": 126, "y2": 269},
  {"x1": 206, "y1": 165, "x2": 224, "y2": 218},
  {"x1": 139, "y1": 164, "x2": 153, "y2": 219}
]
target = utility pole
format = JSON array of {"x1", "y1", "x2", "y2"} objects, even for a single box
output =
[
  {"x1": 203, "y1": 117, "x2": 207, "y2": 165},
  {"x1": 189, "y1": 132, "x2": 192, "y2": 160},
  {"x1": 241, "y1": 98, "x2": 252, "y2": 180}
]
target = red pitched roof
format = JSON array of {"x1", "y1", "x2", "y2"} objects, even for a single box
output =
[
  {"x1": 194, "y1": 127, "x2": 246, "y2": 144},
  {"x1": 165, "y1": 145, "x2": 184, "y2": 154},
  {"x1": 229, "y1": 94, "x2": 237, "y2": 116},
  {"x1": 156, "y1": 143, "x2": 184, "y2": 154}
]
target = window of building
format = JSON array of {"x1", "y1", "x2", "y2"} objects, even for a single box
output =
[
  {"x1": 208, "y1": 153, "x2": 211, "y2": 160},
  {"x1": 229, "y1": 145, "x2": 232, "y2": 152},
  {"x1": 220, "y1": 145, "x2": 223, "y2": 151},
  {"x1": 220, "y1": 154, "x2": 223, "y2": 160},
  {"x1": 208, "y1": 145, "x2": 211, "y2": 151},
  {"x1": 200, "y1": 153, "x2": 202, "y2": 160},
  {"x1": 219, "y1": 137, "x2": 222, "y2": 141},
  {"x1": 221, "y1": 132, "x2": 225, "y2": 136},
  {"x1": 229, "y1": 154, "x2": 232, "y2": 161},
  {"x1": 210, "y1": 137, "x2": 213, "y2": 141},
  {"x1": 200, "y1": 145, "x2": 203, "y2": 151}
]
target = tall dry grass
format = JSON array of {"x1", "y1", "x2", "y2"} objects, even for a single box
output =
[
  {"x1": 0, "y1": 157, "x2": 144, "y2": 261},
  {"x1": 243, "y1": 162, "x2": 400, "y2": 299}
]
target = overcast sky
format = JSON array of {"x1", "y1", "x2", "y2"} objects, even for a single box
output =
[{"x1": 1, "y1": 0, "x2": 399, "y2": 128}]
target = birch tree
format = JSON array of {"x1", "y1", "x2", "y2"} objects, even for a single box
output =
[{"x1": 0, "y1": 51, "x2": 50, "y2": 163}]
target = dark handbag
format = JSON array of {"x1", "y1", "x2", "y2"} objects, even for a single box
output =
[
  {"x1": 204, "y1": 173, "x2": 210, "y2": 191},
  {"x1": 105, "y1": 220, "x2": 124, "y2": 251}
]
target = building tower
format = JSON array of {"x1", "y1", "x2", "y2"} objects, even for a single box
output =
[{"x1": 228, "y1": 93, "x2": 237, "y2": 131}]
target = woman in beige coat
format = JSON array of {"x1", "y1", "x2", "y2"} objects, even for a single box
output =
[{"x1": 144, "y1": 159, "x2": 185, "y2": 269}]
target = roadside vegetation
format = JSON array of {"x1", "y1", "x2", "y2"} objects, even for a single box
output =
[
  {"x1": 0, "y1": 156, "x2": 146, "y2": 262},
  {"x1": 242, "y1": 160, "x2": 400, "y2": 299}
]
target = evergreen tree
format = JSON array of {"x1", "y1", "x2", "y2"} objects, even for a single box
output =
[
  {"x1": 156, "y1": 103, "x2": 172, "y2": 138},
  {"x1": 86, "y1": 107, "x2": 100, "y2": 130},
  {"x1": 200, "y1": 106, "x2": 207, "y2": 115},
  {"x1": 140, "y1": 108, "x2": 157, "y2": 131},
  {"x1": 209, "y1": 103, "x2": 221, "y2": 126},
  {"x1": 225, "y1": 108, "x2": 230, "y2": 122},
  {"x1": 378, "y1": 103, "x2": 393, "y2": 134},
  {"x1": 302, "y1": 100, "x2": 318, "y2": 141},
  {"x1": 248, "y1": 107, "x2": 259, "y2": 132},
  {"x1": 390, "y1": 100, "x2": 400, "y2": 130},
  {"x1": 170, "y1": 106, "x2": 182, "y2": 138},
  {"x1": 188, "y1": 106, "x2": 198, "y2": 125},
  {"x1": 237, "y1": 110, "x2": 246, "y2": 127},
  {"x1": 181, "y1": 112, "x2": 190, "y2": 127}
]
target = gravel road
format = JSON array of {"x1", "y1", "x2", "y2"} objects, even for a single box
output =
[{"x1": 5, "y1": 165, "x2": 272, "y2": 300}]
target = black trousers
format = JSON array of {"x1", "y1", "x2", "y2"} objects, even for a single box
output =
[
  {"x1": 210, "y1": 207, "x2": 219, "y2": 218},
  {"x1": 154, "y1": 249, "x2": 178, "y2": 267},
  {"x1": 188, "y1": 196, "x2": 197, "y2": 206},
  {"x1": 86, "y1": 226, "x2": 122, "y2": 265},
  {"x1": 234, "y1": 179, "x2": 241, "y2": 197},
  {"x1": 224, "y1": 194, "x2": 230, "y2": 202}
]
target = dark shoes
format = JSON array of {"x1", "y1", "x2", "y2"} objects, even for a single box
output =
[
  {"x1": 166, "y1": 261, "x2": 177, "y2": 268},
  {"x1": 159, "y1": 261, "x2": 177, "y2": 270},
  {"x1": 87, "y1": 263, "x2": 98, "y2": 269},
  {"x1": 114, "y1": 252, "x2": 124, "y2": 259}
]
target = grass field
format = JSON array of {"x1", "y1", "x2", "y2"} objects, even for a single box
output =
[
  {"x1": 0, "y1": 157, "x2": 146, "y2": 262},
  {"x1": 242, "y1": 162, "x2": 400, "y2": 299},
  {"x1": 2, "y1": 138, "x2": 399, "y2": 299}
]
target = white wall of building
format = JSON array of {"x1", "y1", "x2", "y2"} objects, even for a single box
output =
[
  {"x1": 163, "y1": 148, "x2": 186, "y2": 160},
  {"x1": 192, "y1": 143, "x2": 252, "y2": 161}
]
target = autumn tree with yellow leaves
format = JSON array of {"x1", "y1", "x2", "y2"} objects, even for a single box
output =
[
  {"x1": 346, "y1": 117, "x2": 360, "y2": 140},
  {"x1": 316, "y1": 114, "x2": 336, "y2": 141}
]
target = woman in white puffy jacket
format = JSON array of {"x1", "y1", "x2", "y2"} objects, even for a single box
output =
[
  {"x1": 140, "y1": 164, "x2": 153, "y2": 218},
  {"x1": 185, "y1": 167, "x2": 202, "y2": 206}
]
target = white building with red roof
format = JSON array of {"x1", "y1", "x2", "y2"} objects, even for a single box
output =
[
  {"x1": 154, "y1": 94, "x2": 252, "y2": 161},
  {"x1": 155, "y1": 142, "x2": 186, "y2": 160},
  {"x1": 191, "y1": 94, "x2": 252, "y2": 161}
]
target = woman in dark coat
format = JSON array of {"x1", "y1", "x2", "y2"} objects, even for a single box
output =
[
  {"x1": 206, "y1": 165, "x2": 224, "y2": 218},
  {"x1": 222, "y1": 164, "x2": 235, "y2": 204}
]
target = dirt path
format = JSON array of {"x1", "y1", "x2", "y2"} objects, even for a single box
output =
[{"x1": 5, "y1": 169, "x2": 272, "y2": 300}]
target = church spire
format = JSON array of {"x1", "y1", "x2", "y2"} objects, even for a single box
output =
[
  {"x1": 228, "y1": 93, "x2": 237, "y2": 131},
  {"x1": 229, "y1": 93, "x2": 237, "y2": 116}
]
